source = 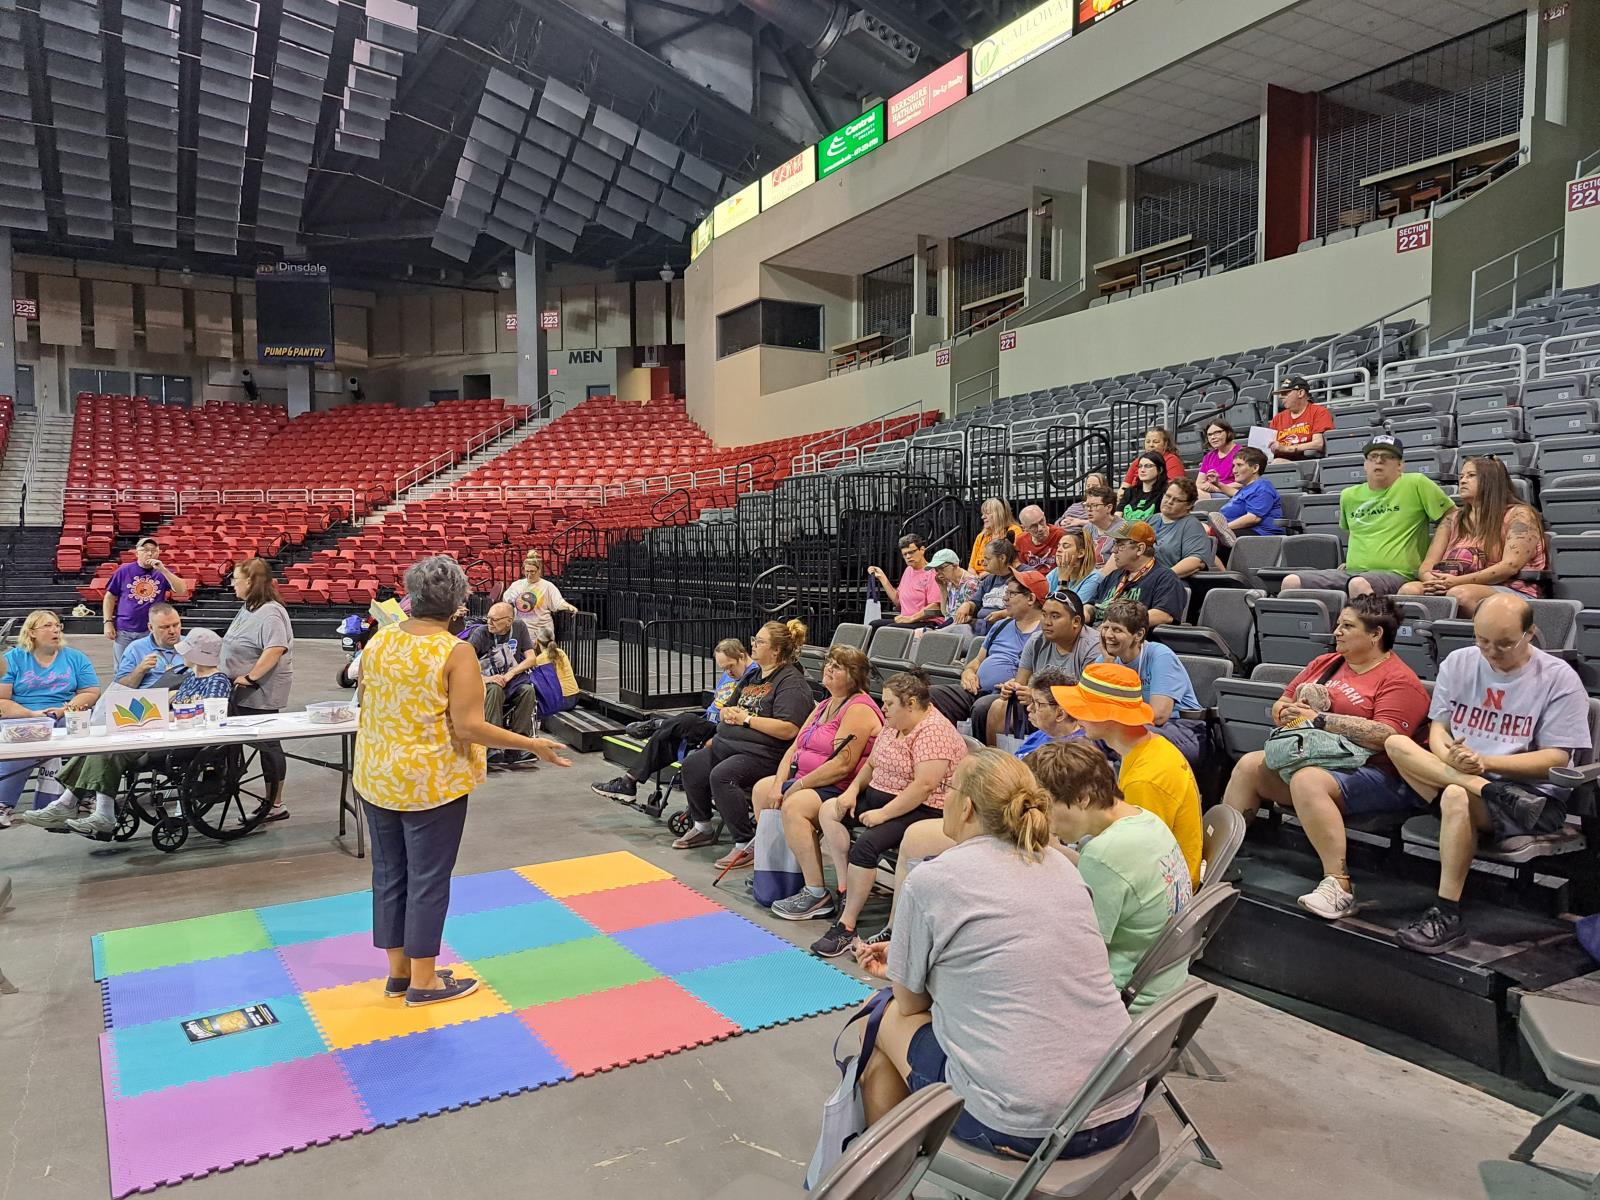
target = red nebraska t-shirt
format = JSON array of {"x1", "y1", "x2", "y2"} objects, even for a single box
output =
[
  {"x1": 1282, "y1": 652, "x2": 1430, "y2": 770},
  {"x1": 1270, "y1": 403, "x2": 1335, "y2": 449}
]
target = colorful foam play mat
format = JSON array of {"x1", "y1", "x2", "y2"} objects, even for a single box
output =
[{"x1": 92, "y1": 850, "x2": 872, "y2": 1196}]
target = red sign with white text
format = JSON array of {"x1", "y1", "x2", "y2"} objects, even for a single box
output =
[
  {"x1": 12, "y1": 298, "x2": 37, "y2": 320},
  {"x1": 999, "y1": 330, "x2": 1017, "y2": 352},
  {"x1": 887, "y1": 56, "x2": 969, "y2": 140},
  {"x1": 935, "y1": 346, "x2": 951, "y2": 367},
  {"x1": 1569, "y1": 176, "x2": 1600, "y2": 213},
  {"x1": 1396, "y1": 221, "x2": 1432, "y2": 254},
  {"x1": 539, "y1": 310, "x2": 560, "y2": 330},
  {"x1": 504, "y1": 313, "x2": 518, "y2": 331}
]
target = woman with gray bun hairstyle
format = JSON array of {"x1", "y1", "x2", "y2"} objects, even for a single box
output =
[{"x1": 354, "y1": 555, "x2": 572, "y2": 1008}]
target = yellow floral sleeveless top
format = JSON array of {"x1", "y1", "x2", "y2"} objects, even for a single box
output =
[{"x1": 354, "y1": 625, "x2": 486, "y2": 811}]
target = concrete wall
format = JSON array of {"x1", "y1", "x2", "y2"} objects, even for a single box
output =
[{"x1": 1000, "y1": 228, "x2": 1434, "y2": 394}]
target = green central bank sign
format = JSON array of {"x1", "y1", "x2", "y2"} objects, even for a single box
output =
[{"x1": 817, "y1": 105, "x2": 886, "y2": 179}]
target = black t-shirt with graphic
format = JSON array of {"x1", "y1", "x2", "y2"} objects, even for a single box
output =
[{"x1": 713, "y1": 662, "x2": 814, "y2": 762}]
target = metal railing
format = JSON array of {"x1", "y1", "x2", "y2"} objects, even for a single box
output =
[
  {"x1": 1539, "y1": 330, "x2": 1600, "y2": 381},
  {"x1": 1379, "y1": 341, "x2": 1528, "y2": 404},
  {"x1": 954, "y1": 295, "x2": 1026, "y2": 342},
  {"x1": 1205, "y1": 229, "x2": 1258, "y2": 272},
  {"x1": 828, "y1": 333, "x2": 911, "y2": 376},
  {"x1": 1579, "y1": 146, "x2": 1600, "y2": 180},
  {"x1": 1430, "y1": 143, "x2": 1527, "y2": 214},
  {"x1": 1001, "y1": 277, "x2": 1086, "y2": 331},
  {"x1": 1466, "y1": 228, "x2": 1562, "y2": 334},
  {"x1": 1275, "y1": 297, "x2": 1429, "y2": 391},
  {"x1": 953, "y1": 367, "x2": 999, "y2": 414},
  {"x1": 618, "y1": 614, "x2": 753, "y2": 708},
  {"x1": 390, "y1": 408, "x2": 537, "y2": 497},
  {"x1": 789, "y1": 397, "x2": 933, "y2": 476}
]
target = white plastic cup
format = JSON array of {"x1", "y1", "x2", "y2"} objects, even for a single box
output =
[
  {"x1": 65, "y1": 709, "x2": 91, "y2": 736},
  {"x1": 203, "y1": 699, "x2": 230, "y2": 727}
]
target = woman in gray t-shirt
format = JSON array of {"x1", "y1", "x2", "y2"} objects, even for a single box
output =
[
  {"x1": 222, "y1": 557, "x2": 296, "y2": 821},
  {"x1": 852, "y1": 748, "x2": 1142, "y2": 1160}
]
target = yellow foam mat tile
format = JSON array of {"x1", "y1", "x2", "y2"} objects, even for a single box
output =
[
  {"x1": 304, "y1": 970, "x2": 511, "y2": 1050},
  {"x1": 515, "y1": 850, "x2": 674, "y2": 898}
]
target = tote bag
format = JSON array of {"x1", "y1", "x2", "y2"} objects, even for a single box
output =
[
  {"x1": 995, "y1": 693, "x2": 1031, "y2": 754},
  {"x1": 863, "y1": 574, "x2": 883, "y2": 625},
  {"x1": 805, "y1": 987, "x2": 892, "y2": 1190},
  {"x1": 752, "y1": 807, "x2": 805, "y2": 907}
]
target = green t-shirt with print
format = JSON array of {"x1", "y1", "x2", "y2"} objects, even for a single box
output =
[{"x1": 1338, "y1": 473, "x2": 1454, "y2": 578}]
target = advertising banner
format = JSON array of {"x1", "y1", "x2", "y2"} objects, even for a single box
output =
[
  {"x1": 761, "y1": 149, "x2": 817, "y2": 209},
  {"x1": 690, "y1": 216, "x2": 714, "y2": 260},
  {"x1": 712, "y1": 180, "x2": 760, "y2": 237},
  {"x1": 1077, "y1": 0, "x2": 1137, "y2": 31},
  {"x1": 817, "y1": 106, "x2": 886, "y2": 180},
  {"x1": 971, "y1": 0, "x2": 1073, "y2": 90},
  {"x1": 255, "y1": 261, "x2": 333, "y2": 364},
  {"x1": 887, "y1": 56, "x2": 969, "y2": 139}
]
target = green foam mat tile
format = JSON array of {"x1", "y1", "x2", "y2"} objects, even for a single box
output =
[
  {"x1": 473, "y1": 935, "x2": 661, "y2": 1009},
  {"x1": 96, "y1": 910, "x2": 274, "y2": 979}
]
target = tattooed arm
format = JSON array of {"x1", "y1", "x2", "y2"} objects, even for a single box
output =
[
  {"x1": 1318, "y1": 712, "x2": 1402, "y2": 751},
  {"x1": 1447, "y1": 507, "x2": 1544, "y2": 587}
]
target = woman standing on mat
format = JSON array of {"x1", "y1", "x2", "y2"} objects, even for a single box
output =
[{"x1": 355, "y1": 555, "x2": 572, "y2": 1007}]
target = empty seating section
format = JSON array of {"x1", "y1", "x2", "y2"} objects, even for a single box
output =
[{"x1": 58, "y1": 394, "x2": 528, "y2": 585}]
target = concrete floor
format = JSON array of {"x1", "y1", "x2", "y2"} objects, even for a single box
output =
[{"x1": 2, "y1": 637, "x2": 1598, "y2": 1200}]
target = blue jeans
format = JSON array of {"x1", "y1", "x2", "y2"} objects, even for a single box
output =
[
  {"x1": 0, "y1": 757, "x2": 63, "y2": 811},
  {"x1": 363, "y1": 796, "x2": 469, "y2": 959},
  {"x1": 906, "y1": 1023, "x2": 1140, "y2": 1159}
]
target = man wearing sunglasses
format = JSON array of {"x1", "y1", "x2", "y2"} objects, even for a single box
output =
[{"x1": 986, "y1": 588, "x2": 1098, "y2": 745}]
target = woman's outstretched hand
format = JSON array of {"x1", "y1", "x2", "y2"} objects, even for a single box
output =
[{"x1": 528, "y1": 738, "x2": 574, "y2": 767}]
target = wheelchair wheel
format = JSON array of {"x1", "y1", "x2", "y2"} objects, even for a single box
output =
[
  {"x1": 151, "y1": 818, "x2": 189, "y2": 853},
  {"x1": 113, "y1": 804, "x2": 140, "y2": 843},
  {"x1": 667, "y1": 809, "x2": 692, "y2": 838},
  {"x1": 182, "y1": 746, "x2": 272, "y2": 841}
]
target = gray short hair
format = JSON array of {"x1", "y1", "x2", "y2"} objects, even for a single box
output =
[{"x1": 404, "y1": 555, "x2": 469, "y2": 619}]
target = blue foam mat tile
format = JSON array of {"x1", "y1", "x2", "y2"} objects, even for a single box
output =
[
  {"x1": 336, "y1": 1013, "x2": 571, "y2": 1127},
  {"x1": 256, "y1": 890, "x2": 374, "y2": 947},
  {"x1": 108, "y1": 993, "x2": 331, "y2": 1099},
  {"x1": 612, "y1": 911, "x2": 792, "y2": 975},
  {"x1": 674, "y1": 949, "x2": 874, "y2": 1030},
  {"x1": 442, "y1": 898, "x2": 596, "y2": 961},
  {"x1": 100, "y1": 978, "x2": 114, "y2": 1031},
  {"x1": 446, "y1": 869, "x2": 551, "y2": 916},
  {"x1": 104, "y1": 948, "x2": 297, "y2": 1030}
]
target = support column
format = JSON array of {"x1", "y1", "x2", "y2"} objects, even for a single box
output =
[
  {"x1": 514, "y1": 246, "x2": 546, "y2": 416},
  {"x1": 0, "y1": 231, "x2": 14, "y2": 403},
  {"x1": 286, "y1": 365, "x2": 311, "y2": 417},
  {"x1": 1261, "y1": 84, "x2": 1317, "y2": 261},
  {"x1": 1081, "y1": 161, "x2": 1126, "y2": 291}
]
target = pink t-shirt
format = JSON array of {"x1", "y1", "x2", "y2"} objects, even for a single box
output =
[{"x1": 897, "y1": 566, "x2": 941, "y2": 617}]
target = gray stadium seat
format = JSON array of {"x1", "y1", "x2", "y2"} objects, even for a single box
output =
[
  {"x1": 1255, "y1": 594, "x2": 1335, "y2": 667},
  {"x1": 1214, "y1": 678, "x2": 1283, "y2": 757},
  {"x1": 1552, "y1": 536, "x2": 1600, "y2": 608},
  {"x1": 1529, "y1": 399, "x2": 1599, "y2": 440},
  {"x1": 1177, "y1": 655, "x2": 1234, "y2": 710}
]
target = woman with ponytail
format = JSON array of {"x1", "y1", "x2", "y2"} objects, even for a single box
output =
[
  {"x1": 849, "y1": 748, "x2": 1142, "y2": 1160},
  {"x1": 672, "y1": 619, "x2": 814, "y2": 866}
]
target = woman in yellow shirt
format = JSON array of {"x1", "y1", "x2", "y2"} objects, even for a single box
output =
[
  {"x1": 967, "y1": 497, "x2": 1021, "y2": 573},
  {"x1": 355, "y1": 555, "x2": 571, "y2": 1007}
]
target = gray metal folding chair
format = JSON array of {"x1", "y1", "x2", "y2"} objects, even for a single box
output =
[
  {"x1": 0, "y1": 876, "x2": 14, "y2": 995},
  {"x1": 1198, "y1": 805, "x2": 1246, "y2": 890},
  {"x1": 1511, "y1": 995, "x2": 1600, "y2": 1200},
  {"x1": 1120, "y1": 885, "x2": 1241, "y2": 1165},
  {"x1": 921, "y1": 981, "x2": 1219, "y2": 1200},
  {"x1": 708, "y1": 1083, "x2": 964, "y2": 1200}
]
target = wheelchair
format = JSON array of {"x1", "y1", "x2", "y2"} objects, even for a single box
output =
[{"x1": 82, "y1": 743, "x2": 275, "y2": 853}]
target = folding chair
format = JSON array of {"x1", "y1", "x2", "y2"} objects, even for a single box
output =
[{"x1": 1511, "y1": 995, "x2": 1600, "y2": 1200}]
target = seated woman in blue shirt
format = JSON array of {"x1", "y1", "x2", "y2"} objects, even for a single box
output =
[
  {"x1": 0, "y1": 611, "x2": 100, "y2": 827},
  {"x1": 1090, "y1": 598, "x2": 1205, "y2": 768},
  {"x1": 1208, "y1": 447, "x2": 1284, "y2": 545}
]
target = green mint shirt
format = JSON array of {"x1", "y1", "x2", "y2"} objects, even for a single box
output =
[{"x1": 1338, "y1": 473, "x2": 1454, "y2": 578}]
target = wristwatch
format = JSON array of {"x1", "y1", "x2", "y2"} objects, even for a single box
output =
[{"x1": 1311, "y1": 714, "x2": 1327, "y2": 731}]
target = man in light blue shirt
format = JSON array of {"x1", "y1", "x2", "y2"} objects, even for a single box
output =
[{"x1": 113, "y1": 603, "x2": 187, "y2": 687}]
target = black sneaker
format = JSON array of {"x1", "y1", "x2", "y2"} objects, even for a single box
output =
[
  {"x1": 1395, "y1": 905, "x2": 1467, "y2": 955},
  {"x1": 809, "y1": 921, "x2": 858, "y2": 959},
  {"x1": 861, "y1": 926, "x2": 893, "y2": 947},
  {"x1": 591, "y1": 775, "x2": 638, "y2": 802}
]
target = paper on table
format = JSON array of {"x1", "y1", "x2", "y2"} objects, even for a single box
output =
[{"x1": 1247, "y1": 425, "x2": 1278, "y2": 454}]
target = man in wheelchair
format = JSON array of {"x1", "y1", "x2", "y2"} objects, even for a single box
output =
[
  {"x1": 20, "y1": 629, "x2": 233, "y2": 836},
  {"x1": 465, "y1": 603, "x2": 540, "y2": 770}
]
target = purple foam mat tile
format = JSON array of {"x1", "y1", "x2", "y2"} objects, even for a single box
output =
[
  {"x1": 446, "y1": 868, "x2": 551, "y2": 917},
  {"x1": 611, "y1": 910, "x2": 792, "y2": 976},
  {"x1": 100, "y1": 978, "x2": 114, "y2": 1032},
  {"x1": 104, "y1": 948, "x2": 297, "y2": 1030},
  {"x1": 276, "y1": 933, "x2": 463, "y2": 994},
  {"x1": 103, "y1": 1052, "x2": 372, "y2": 1199}
]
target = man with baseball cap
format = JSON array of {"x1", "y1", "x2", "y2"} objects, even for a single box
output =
[
  {"x1": 929, "y1": 570, "x2": 1046, "y2": 731},
  {"x1": 1269, "y1": 375, "x2": 1334, "y2": 460},
  {"x1": 1084, "y1": 521, "x2": 1186, "y2": 627},
  {"x1": 1282, "y1": 433, "x2": 1454, "y2": 599},
  {"x1": 1052, "y1": 662, "x2": 1202, "y2": 886}
]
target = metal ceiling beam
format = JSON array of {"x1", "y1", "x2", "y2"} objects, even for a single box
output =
[
  {"x1": 772, "y1": 35, "x2": 832, "y2": 140},
  {"x1": 301, "y1": 218, "x2": 436, "y2": 241},
  {"x1": 640, "y1": 3, "x2": 739, "y2": 54}
]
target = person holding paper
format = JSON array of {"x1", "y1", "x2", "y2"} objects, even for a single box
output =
[{"x1": 1268, "y1": 376, "x2": 1334, "y2": 459}]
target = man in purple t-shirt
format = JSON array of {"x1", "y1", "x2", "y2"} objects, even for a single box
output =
[{"x1": 103, "y1": 537, "x2": 192, "y2": 654}]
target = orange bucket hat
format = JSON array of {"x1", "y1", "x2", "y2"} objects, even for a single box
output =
[{"x1": 1052, "y1": 661, "x2": 1155, "y2": 726}]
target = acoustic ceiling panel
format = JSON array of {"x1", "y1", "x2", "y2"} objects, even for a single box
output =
[
  {"x1": 614, "y1": 165, "x2": 659, "y2": 204},
  {"x1": 678, "y1": 152, "x2": 721, "y2": 194},
  {"x1": 656, "y1": 187, "x2": 699, "y2": 222},
  {"x1": 594, "y1": 207, "x2": 636, "y2": 239},
  {"x1": 277, "y1": 13, "x2": 334, "y2": 53},
  {"x1": 552, "y1": 184, "x2": 595, "y2": 222},
  {"x1": 201, "y1": 0, "x2": 259, "y2": 28},
  {"x1": 0, "y1": 205, "x2": 49, "y2": 232},
  {"x1": 629, "y1": 147, "x2": 674, "y2": 185},
  {"x1": 482, "y1": 215, "x2": 531, "y2": 253},
  {"x1": 537, "y1": 77, "x2": 588, "y2": 134},
  {"x1": 485, "y1": 68, "x2": 535, "y2": 112},
  {"x1": 43, "y1": 20, "x2": 102, "y2": 61},
  {"x1": 604, "y1": 187, "x2": 649, "y2": 224},
  {"x1": 507, "y1": 162, "x2": 553, "y2": 199},
  {"x1": 352, "y1": 40, "x2": 405, "y2": 76},
  {"x1": 570, "y1": 141, "x2": 615, "y2": 180},
  {"x1": 563, "y1": 164, "x2": 607, "y2": 205},
  {"x1": 538, "y1": 222, "x2": 577, "y2": 254}
]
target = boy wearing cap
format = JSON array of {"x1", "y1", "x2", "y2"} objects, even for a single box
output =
[
  {"x1": 1282, "y1": 435, "x2": 1455, "y2": 599},
  {"x1": 1269, "y1": 376, "x2": 1334, "y2": 460},
  {"x1": 25, "y1": 628, "x2": 233, "y2": 836},
  {"x1": 1084, "y1": 522, "x2": 1186, "y2": 627},
  {"x1": 929, "y1": 572, "x2": 1046, "y2": 730},
  {"x1": 1052, "y1": 662, "x2": 1203, "y2": 886}
]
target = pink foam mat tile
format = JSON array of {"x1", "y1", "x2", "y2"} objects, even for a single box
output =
[
  {"x1": 101, "y1": 1041, "x2": 372, "y2": 1199},
  {"x1": 516, "y1": 976, "x2": 740, "y2": 1077},
  {"x1": 276, "y1": 932, "x2": 464, "y2": 994},
  {"x1": 557, "y1": 878, "x2": 725, "y2": 934}
]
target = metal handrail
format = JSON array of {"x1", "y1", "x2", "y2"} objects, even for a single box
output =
[
  {"x1": 791, "y1": 397, "x2": 932, "y2": 476},
  {"x1": 1205, "y1": 230, "x2": 1257, "y2": 270},
  {"x1": 1430, "y1": 144, "x2": 1526, "y2": 213},
  {"x1": 1276, "y1": 296, "x2": 1429, "y2": 390},
  {"x1": 1539, "y1": 330, "x2": 1600, "y2": 381},
  {"x1": 1379, "y1": 341, "x2": 1527, "y2": 404},
  {"x1": 1002, "y1": 277, "x2": 1086, "y2": 331},
  {"x1": 954, "y1": 295, "x2": 1026, "y2": 342},
  {"x1": 953, "y1": 367, "x2": 1000, "y2": 414},
  {"x1": 390, "y1": 407, "x2": 534, "y2": 497},
  {"x1": 828, "y1": 333, "x2": 911, "y2": 376},
  {"x1": 1579, "y1": 146, "x2": 1600, "y2": 180},
  {"x1": 1466, "y1": 227, "x2": 1562, "y2": 333}
]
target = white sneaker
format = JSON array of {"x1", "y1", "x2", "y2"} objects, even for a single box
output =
[
  {"x1": 1298, "y1": 875, "x2": 1356, "y2": 919},
  {"x1": 0, "y1": 808, "x2": 11, "y2": 829},
  {"x1": 18, "y1": 799, "x2": 77, "y2": 829},
  {"x1": 67, "y1": 812, "x2": 117, "y2": 836}
]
